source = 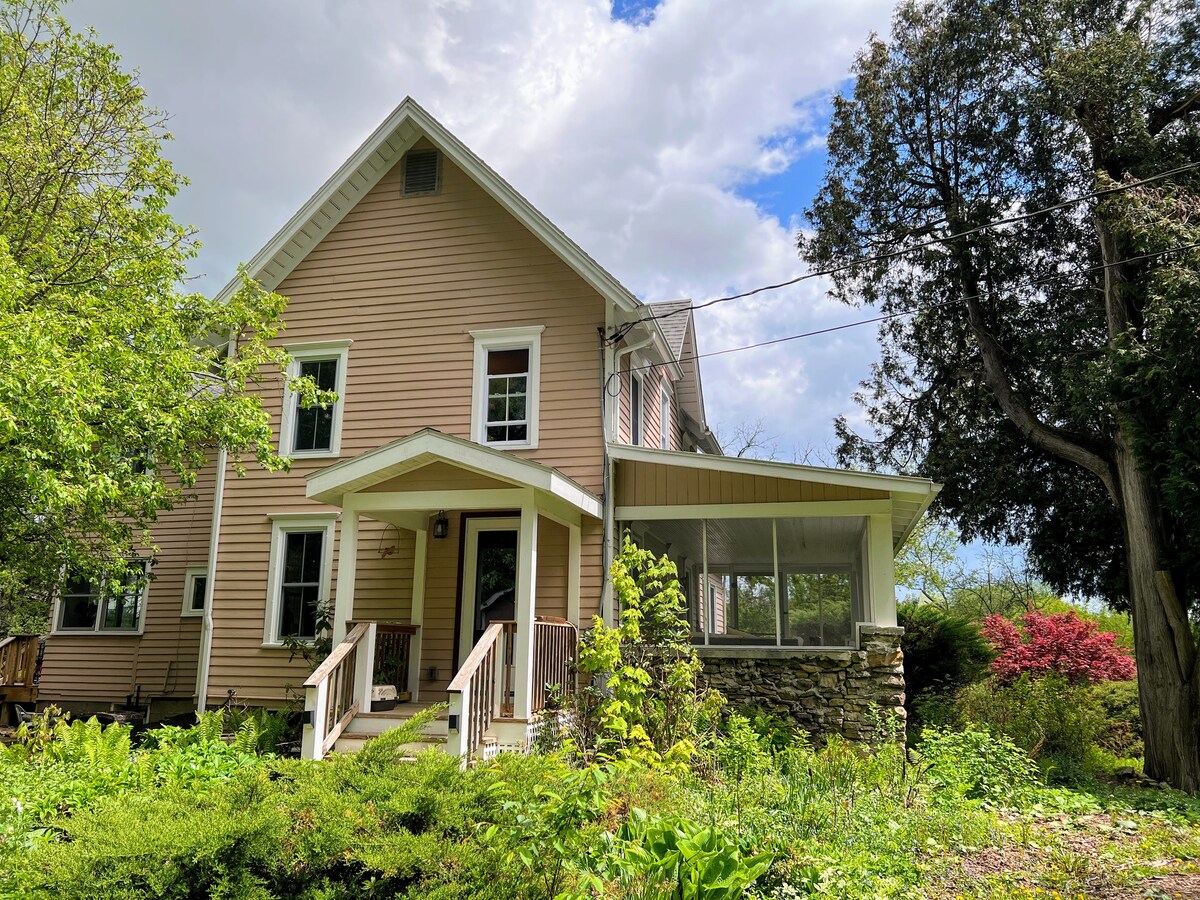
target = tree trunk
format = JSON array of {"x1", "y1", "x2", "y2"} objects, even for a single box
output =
[{"x1": 1115, "y1": 441, "x2": 1200, "y2": 791}]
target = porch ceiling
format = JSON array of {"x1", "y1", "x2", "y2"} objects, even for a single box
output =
[{"x1": 306, "y1": 428, "x2": 603, "y2": 519}]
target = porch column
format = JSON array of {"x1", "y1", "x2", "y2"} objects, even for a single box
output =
[
  {"x1": 332, "y1": 509, "x2": 359, "y2": 645},
  {"x1": 513, "y1": 505, "x2": 538, "y2": 720},
  {"x1": 409, "y1": 528, "x2": 427, "y2": 701},
  {"x1": 567, "y1": 522, "x2": 582, "y2": 627},
  {"x1": 866, "y1": 512, "x2": 896, "y2": 627}
]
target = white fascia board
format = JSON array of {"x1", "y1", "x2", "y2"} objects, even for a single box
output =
[
  {"x1": 217, "y1": 97, "x2": 647, "y2": 320},
  {"x1": 607, "y1": 442, "x2": 942, "y2": 496}
]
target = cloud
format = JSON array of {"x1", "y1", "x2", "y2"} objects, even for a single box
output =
[{"x1": 67, "y1": 0, "x2": 893, "y2": 452}]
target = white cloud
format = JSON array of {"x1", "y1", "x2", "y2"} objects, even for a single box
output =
[{"x1": 67, "y1": 0, "x2": 893, "y2": 452}]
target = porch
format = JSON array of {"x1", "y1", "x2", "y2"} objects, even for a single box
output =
[{"x1": 298, "y1": 430, "x2": 601, "y2": 761}]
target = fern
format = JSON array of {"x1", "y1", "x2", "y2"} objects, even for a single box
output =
[
  {"x1": 232, "y1": 718, "x2": 260, "y2": 755},
  {"x1": 354, "y1": 703, "x2": 447, "y2": 772}
]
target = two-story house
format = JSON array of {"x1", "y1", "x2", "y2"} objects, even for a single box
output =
[{"x1": 35, "y1": 99, "x2": 939, "y2": 760}]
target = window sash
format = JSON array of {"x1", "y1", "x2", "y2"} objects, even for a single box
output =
[
  {"x1": 483, "y1": 349, "x2": 530, "y2": 445},
  {"x1": 277, "y1": 530, "x2": 324, "y2": 640},
  {"x1": 292, "y1": 357, "x2": 339, "y2": 453},
  {"x1": 189, "y1": 574, "x2": 207, "y2": 613}
]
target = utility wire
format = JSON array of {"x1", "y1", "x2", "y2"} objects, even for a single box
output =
[
  {"x1": 607, "y1": 159, "x2": 1200, "y2": 344},
  {"x1": 621, "y1": 239, "x2": 1200, "y2": 377}
]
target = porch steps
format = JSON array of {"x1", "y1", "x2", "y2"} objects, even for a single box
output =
[{"x1": 332, "y1": 701, "x2": 466, "y2": 756}]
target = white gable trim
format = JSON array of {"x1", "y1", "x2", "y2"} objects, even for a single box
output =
[{"x1": 216, "y1": 98, "x2": 646, "y2": 323}]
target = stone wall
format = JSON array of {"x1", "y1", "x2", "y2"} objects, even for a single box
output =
[{"x1": 697, "y1": 625, "x2": 906, "y2": 742}]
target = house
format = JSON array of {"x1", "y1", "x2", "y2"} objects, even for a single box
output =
[{"x1": 36, "y1": 99, "x2": 940, "y2": 760}]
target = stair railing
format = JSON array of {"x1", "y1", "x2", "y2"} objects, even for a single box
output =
[
  {"x1": 302, "y1": 621, "x2": 375, "y2": 759},
  {"x1": 446, "y1": 620, "x2": 514, "y2": 760}
]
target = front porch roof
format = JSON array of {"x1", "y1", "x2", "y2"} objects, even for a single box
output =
[{"x1": 307, "y1": 428, "x2": 603, "y2": 519}]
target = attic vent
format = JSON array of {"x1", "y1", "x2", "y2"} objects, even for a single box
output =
[{"x1": 402, "y1": 149, "x2": 441, "y2": 196}]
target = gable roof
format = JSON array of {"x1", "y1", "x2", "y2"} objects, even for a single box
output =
[
  {"x1": 214, "y1": 98, "x2": 647, "y2": 324},
  {"x1": 648, "y1": 299, "x2": 692, "y2": 360}
]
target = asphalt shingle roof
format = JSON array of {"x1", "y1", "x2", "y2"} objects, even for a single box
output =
[{"x1": 647, "y1": 299, "x2": 692, "y2": 360}]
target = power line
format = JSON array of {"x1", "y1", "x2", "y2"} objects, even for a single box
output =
[
  {"x1": 607, "y1": 159, "x2": 1200, "y2": 344},
  {"x1": 621, "y1": 239, "x2": 1200, "y2": 377}
]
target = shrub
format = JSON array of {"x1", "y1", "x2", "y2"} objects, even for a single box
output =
[
  {"x1": 917, "y1": 727, "x2": 1040, "y2": 805},
  {"x1": 1090, "y1": 678, "x2": 1143, "y2": 758},
  {"x1": 982, "y1": 610, "x2": 1136, "y2": 686},
  {"x1": 957, "y1": 674, "x2": 1105, "y2": 781},
  {"x1": 896, "y1": 602, "x2": 992, "y2": 728}
]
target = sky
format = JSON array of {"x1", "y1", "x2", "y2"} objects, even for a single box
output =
[{"x1": 66, "y1": 0, "x2": 899, "y2": 460}]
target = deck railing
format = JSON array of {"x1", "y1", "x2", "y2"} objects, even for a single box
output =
[
  {"x1": 446, "y1": 620, "x2": 515, "y2": 760},
  {"x1": 302, "y1": 622, "x2": 373, "y2": 759},
  {"x1": 0, "y1": 635, "x2": 40, "y2": 722},
  {"x1": 346, "y1": 621, "x2": 419, "y2": 701},
  {"x1": 532, "y1": 617, "x2": 578, "y2": 713}
]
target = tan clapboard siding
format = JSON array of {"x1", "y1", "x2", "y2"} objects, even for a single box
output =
[
  {"x1": 39, "y1": 468, "x2": 215, "y2": 706},
  {"x1": 613, "y1": 460, "x2": 890, "y2": 508},
  {"x1": 536, "y1": 516, "x2": 568, "y2": 620},
  {"x1": 206, "y1": 138, "x2": 609, "y2": 706},
  {"x1": 616, "y1": 357, "x2": 682, "y2": 451}
]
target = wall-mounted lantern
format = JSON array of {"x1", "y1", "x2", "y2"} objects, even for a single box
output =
[{"x1": 433, "y1": 511, "x2": 449, "y2": 540}]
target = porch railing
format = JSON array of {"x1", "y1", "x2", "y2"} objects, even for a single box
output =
[
  {"x1": 532, "y1": 617, "x2": 578, "y2": 713},
  {"x1": 302, "y1": 622, "x2": 372, "y2": 759},
  {"x1": 446, "y1": 620, "x2": 515, "y2": 760},
  {"x1": 346, "y1": 621, "x2": 419, "y2": 701}
]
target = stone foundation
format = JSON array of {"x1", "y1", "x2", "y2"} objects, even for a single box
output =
[{"x1": 697, "y1": 625, "x2": 906, "y2": 742}]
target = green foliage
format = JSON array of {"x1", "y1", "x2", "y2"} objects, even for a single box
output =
[
  {"x1": 917, "y1": 727, "x2": 1040, "y2": 805},
  {"x1": 957, "y1": 674, "x2": 1106, "y2": 782},
  {"x1": 570, "y1": 534, "x2": 718, "y2": 764},
  {"x1": 896, "y1": 601, "x2": 992, "y2": 730},
  {"x1": 1090, "y1": 678, "x2": 1143, "y2": 758},
  {"x1": 0, "y1": 0, "x2": 332, "y2": 621}
]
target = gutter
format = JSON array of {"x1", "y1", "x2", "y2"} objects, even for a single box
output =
[{"x1": 195, "y1": 446, "x2": 228, "y2": 714}]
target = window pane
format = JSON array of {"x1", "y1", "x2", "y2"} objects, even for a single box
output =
[
  {"x1": 279, "y1": 531, "x2": 323, "y2": 640},
  {"x1": 190, "y1": 575, "x2": 208, "y2": 612},
  {"x1": 507, "y1": 393, "x2": 526, "y2": 421},
  {"x1": 775, "y1": 517, "x2": 865, "y2": 648},
  {"x1": 785, "y1": 573, "x2": 854, "y2": 647},
  {"x1": 284, "y1": 532, "x2": 308, "y2": 582},
  {"x1": 278, "y1": 585, "x2": 319, "y2": 639},
  {"x1": 60, "y1": 578, "x2": 98, "y2": 630},
  {"x1": 101, "y1": 571, "x2": 143, "y2": 631},
  {"x1": 300, "y1": 533, "x2": 323, "y2": 583},
  {"x1": 507, "y1": 423, "x2": 527, "y2": 442},
  {"x1": 486, "y1": 397, "x2": 506, "y2": 421},
  {"x1": 487, "y1": 348, "x2": 528, "y2": 376},
  {"x1": 293, "y1": 358, "x2": 337, "y2": 452},
  {"x1": 301, "y1": 358, "x2": 338, "y2": 391}
]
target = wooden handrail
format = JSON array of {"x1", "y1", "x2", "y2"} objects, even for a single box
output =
[
  {"x1": 304, "y1": 622, "x2": 369, "y2": 688},
  {"x1": 346, "y1": 621, "x2": 419, "y2": 635},
  {"x1": 446, "y1": 620, "x2": 515, "y2": 761},
  {"x1": 447, "y1": 621, "x2": 507, "y2": 691}
]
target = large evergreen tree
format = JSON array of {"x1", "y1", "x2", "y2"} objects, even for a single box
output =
[
  {"x1": 801, "y1": 0, "x2": 1200, "y2": 789},
  {"x1": 0, "y1": 1, "x2": 321, "y2": 630}
]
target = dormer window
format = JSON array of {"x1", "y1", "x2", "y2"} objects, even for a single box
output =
[
  {"x1": 402, "y1": 149, "x2": 441, "y2": 197},
  {"x1": 470, "y1": 326, "x2": 543, "y2": 449}
]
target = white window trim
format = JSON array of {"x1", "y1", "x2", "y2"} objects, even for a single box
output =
[
  {"x1": 262, "y1": 514, "x2": 337, "y2": 648},
  {"x1": 469, "y1": 326, "x2": 544, "y2": 449},
  {"x1": 280, "y1": 340, "x2": 352, "y2": 460},
  {"x1": 51, "y1": 564, "x2": 149, "y2": 636},
  {"x1": 630, "y1": 372, "x2": 645, "y2": 447},
  {"x1": 659, "y1": 382, "x2": 671, "y2": 450},
  {"x1": 181, "y1": 565, "x2": 208, "y2": 617}
]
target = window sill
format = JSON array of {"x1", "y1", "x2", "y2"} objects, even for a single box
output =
[
  {"x1": 51, "y1": 629, "x2": 144, "y2": 637},
  {"x1": 285, "y1": 450, "x2": 341, "y2": 461},
  {"x1": 180, "y1": 611, "x2": 204, "y2": 618},
  {"x1": 260, "y1": 641, "x2": 317, "y2": 651},
  {"x1": 481, "y1": 440, "x2": 538, "y2": 451}
]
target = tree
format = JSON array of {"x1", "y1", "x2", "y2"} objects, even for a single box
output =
[
  {"x1": 983, "y1": 610, "x2": 1137, "y2": 686},
  {"x1": 0, "y1": 1, "x2": 320, "y2": 631},
  {"x1": 801, "y1": 0, "x2": 1200, "y2": 789}
]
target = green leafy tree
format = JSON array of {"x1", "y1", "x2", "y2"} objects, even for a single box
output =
[
  {"x1": 0, "y1": 1, "x2": 324, "y2": 631},
  {"x1": 801, "y1": 0, "x2": 1200, "y2": 788}
]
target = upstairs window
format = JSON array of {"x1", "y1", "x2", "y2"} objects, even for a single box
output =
[
  {"x1": 402, "y1": 149, "x2": 441, "y2": 196},
  {"x1": 630, "y1": 374, "x2": 644, "y2": 446},
  {"x1": 56, "y1": 562, "x2": 149, "y2": 634},
  {"x1": 659, "y1": 383, "x2": 671, "y2": 450},
  {"x1": 470, "y1": 326, "x2": 543, "y2": 449},
  {"x1": 281, "y1": 341, "x2": 351, "y2": 458}
]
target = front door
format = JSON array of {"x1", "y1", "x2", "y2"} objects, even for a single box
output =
[{"x1": 458, "y1": 517, "x2": 520, "y2": 666}]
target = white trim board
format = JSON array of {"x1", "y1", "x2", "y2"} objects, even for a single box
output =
[{"x1": 616, "y1": 500, "x2": 893, "y2": 520}]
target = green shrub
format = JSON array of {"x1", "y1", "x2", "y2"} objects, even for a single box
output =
[
  {"x1": 896, "y1": 602, "x2": 992, "y2": 732},
  {"x1": 1090, "y1": 678, "x2": 1143, "y2": 758},
  {"x1": 916, "y1": 727, "x2": 1039, "y2": 805},
  {"x1": 956, "y1": 674, "x2": 1105, "y2": 782}
]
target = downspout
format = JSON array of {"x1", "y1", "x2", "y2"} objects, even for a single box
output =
[{"x1": 195, "y1": 445, "x2": 228, "y2": 715}]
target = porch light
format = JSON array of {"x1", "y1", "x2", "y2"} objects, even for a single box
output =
[{"x1": 433, "y1": 511, "x2": 449, "y2": 540}]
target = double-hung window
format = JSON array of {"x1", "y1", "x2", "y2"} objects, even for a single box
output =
[
  {"x1": 470, "y1": 326, "x2": 543, "y2": 448},
  {"x1": 281, "y1": 341, "x2": 351, "y2": 458},
  {"x1": 265, "y1": 516, "x2": 335, "y2": 646},
  {"x1": 659, "y1": 383, "x2": 671, "y2": 450},
  {"x1": 56, "y1": 562, "x2": 149, "y2": 634},
  {"x1": 630, "y1": 374, "x2": 644, "y2": 446}
]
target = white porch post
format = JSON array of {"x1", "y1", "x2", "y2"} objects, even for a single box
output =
[
  {"x1": 409, "y1": 528, "x2": 428, "y2": 701},
  {"x1": 513, "y1": 504, "x2": 538, "y2": 720},
  {"x1": 332, "y1": 510, "x2": 359, "y2": 645},
  {"x1": 866, "y1": 512, "x2": 896, "y2": 627},
  {"x1": 567, "y1": 522, "x2": 582, "y2": 627}
]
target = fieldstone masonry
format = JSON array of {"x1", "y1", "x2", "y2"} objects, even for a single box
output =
[{"x1": 697, "y1": 625, "x2": 906, "y2": 742}]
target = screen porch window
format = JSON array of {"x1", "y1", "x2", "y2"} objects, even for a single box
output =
[
  {"x1": 278, "y1": 530, "x2": 324, "y2": 640},
  {"x1": 293, "y1": 357, "x2": 338, "y2": 453},
  {"x1": 485, "y1": 348, "x2": 529, "y2": 444}
]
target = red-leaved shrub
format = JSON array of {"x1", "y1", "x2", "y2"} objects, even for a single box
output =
[{"x1": 982, "y1": 610, "x2": 1136, "y2": 686}]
